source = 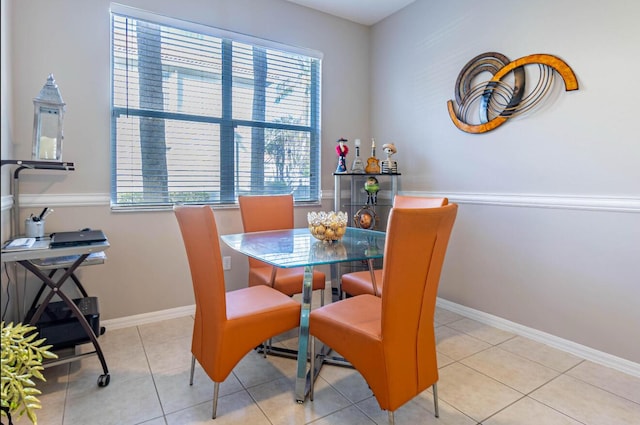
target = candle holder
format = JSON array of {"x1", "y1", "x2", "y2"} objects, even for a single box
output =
[{"x1": 32, "y1": 74, "x2": 65, "y2": 161}]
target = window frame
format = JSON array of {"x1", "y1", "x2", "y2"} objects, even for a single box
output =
[{"x1": 109, "y1": 4, "x2": 323, "y2": 210}]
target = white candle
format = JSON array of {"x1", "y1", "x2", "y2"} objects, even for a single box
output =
[
  {"x1": 39, "y1": 136, "x2": 57, "y2": 160},
  {"x1": 354, "y1": 139, "x2": 360, "y2": 147}
]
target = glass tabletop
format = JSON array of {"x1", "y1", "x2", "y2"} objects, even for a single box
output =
[{"x1": 221, "y1": 227, "x2": 386, "y2": 268}]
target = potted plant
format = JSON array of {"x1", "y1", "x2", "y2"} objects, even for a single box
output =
[{"x1": 1, "y1": 322, "x2": 57, "y2": 425}]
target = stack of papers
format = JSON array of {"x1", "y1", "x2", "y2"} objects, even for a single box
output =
[
  {"x1": 2, "y1": 237, "x2": 50, "y2": 252},
  {"x1": 5, "y1": 237, "x2": 35, "y2": 249}
]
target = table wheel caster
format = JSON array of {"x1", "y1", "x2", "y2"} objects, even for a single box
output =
[{"x1": 98, "y1": 373, "x2": 111, "y2": 387}]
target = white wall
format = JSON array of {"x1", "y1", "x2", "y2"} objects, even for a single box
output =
[
  {"x1": 1, "y1": 0, "x2": 13, "y2": 240},
  {"x1": 370, "y1": 0, "x2": 640, "y2": 363},
  {"x1": 1, "y1": 0, "x2": 369, "y2": 319},
  {"x1": 1, "y1": 0, "x2": 14, "y2": 310}
]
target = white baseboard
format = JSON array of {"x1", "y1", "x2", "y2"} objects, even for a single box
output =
[
  {"x1": 101, "y1": 298, "x2": 639, "y2": 378},
  {"x1": 436, "y1": 298, "x2": 640, "y2": 378},
  {"x1": 101, "y1": 304, "x2": 195, "y2": 330}
]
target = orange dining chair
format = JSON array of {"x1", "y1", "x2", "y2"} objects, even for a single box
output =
[
  {"x1": 174, "y1": 205, "x2": 301, "y2": 419},
  {"x1": 238, "y1": 194, "x2": 327, "y2": 304},
  {"x1": 309, "y1": 204, "x2": 458, "y2": 424},
  {"x1": 341, "y1": 195, "x2": 448, "y2": 297}
]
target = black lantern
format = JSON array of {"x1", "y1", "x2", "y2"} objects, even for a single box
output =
[{"x1": 32, "y1": 74, "x2": 65, "y2": 161}]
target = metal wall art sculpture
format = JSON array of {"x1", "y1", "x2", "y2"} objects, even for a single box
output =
[{"x1": 447, "y1": 52, "x2": 578, "y2": 134}]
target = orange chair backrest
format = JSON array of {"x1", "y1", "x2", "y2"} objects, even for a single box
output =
[
  {"x1": 380, "y1": 204, "x2": 458, "y2": 408},
  {"x1": 238, "y1": 194, "x2": 295, "y2": 268},
  {"x1": 377, "y1": 195, "x2": 448, "y2": 291},
  {"x1": 393, "y1": 195, "x2": 448, "y2": 208},
  {"x1": 174, "y1": 205, "x2": 227, "y2": 371}
]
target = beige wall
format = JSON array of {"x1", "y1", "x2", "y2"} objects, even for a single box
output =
[
  {"x1": 0, "y1": 0, "x2": 368, "y2": 319},
  {"x1": 370, "y1": 0, "x2": 640, "y2": 363},
  {"x1": 2, "y1": 0, "x2": 638, "y2": 368}
]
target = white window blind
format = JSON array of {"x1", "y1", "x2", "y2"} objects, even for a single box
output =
[{"x1": 110, "y1": 5, "x2": 322, "y2": 209}]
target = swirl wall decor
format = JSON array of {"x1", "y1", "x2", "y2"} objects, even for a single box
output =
[{"x1": 447, "y1": 53, "x2": 578, "y2": 134}]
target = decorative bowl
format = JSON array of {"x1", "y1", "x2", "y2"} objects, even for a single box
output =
[{"x1": 307, "y1": 211, "x2": 348, "y2": 242}]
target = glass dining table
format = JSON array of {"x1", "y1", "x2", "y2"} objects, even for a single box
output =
[{"x1": 221, "y1": 226, "x2": 386, "y2": 402}]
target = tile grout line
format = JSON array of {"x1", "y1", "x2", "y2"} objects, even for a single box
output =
[
  {"x1": 136, "y1": 324, "x2": 169, "y2": 424},
  {"x1": 559, "y1": 360, "x2": 640, "y2": 407}
]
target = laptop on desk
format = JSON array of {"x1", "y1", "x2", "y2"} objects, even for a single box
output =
[{"x1": 50, "y1": 229, "x2": 107, "y2": 248}]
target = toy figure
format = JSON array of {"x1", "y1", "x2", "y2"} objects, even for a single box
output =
[
  {"x1": 381, "y1": 143, "x2": 398, "y2": 174},
  {"x1": 335, "y1": 137, "x2": 348, "y2": 173},
  {"x1": 364, "y1": 176, "x2": 379, "y2": 205}
]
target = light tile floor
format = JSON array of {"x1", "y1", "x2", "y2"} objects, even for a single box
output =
[{"x1": 14, "y1": 299, "x2": 640, "y2": 425}]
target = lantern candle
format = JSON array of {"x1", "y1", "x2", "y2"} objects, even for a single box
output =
[
  {"x1": 32, "y1": 74, "x2": 65, "y2": 161},
  {"x1": 39, "y1": 136, "x2": 57, "y2": 160}
]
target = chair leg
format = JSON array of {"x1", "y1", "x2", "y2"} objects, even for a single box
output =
[
  {"x1": 258, "y1": 338, "x2": 272, "y2": 358},
  {"x1": 212, "y1": 381, "x2": 220, "y2": 419},
  {"x1": 309, "y1": 336, "x2": 315, "y2": 401},
  {"x1": 320, "y1": 288, "x2": 325, "y2": 306},
  {"x1": 189, "y1": 356, "x2": 196, "y2": 385},
  {"x1": 433, "y1": 383, "x2": 439, "y2": 418},
  {"x1": 388, "y1": 410, "x2": 395, "y2": 424}
]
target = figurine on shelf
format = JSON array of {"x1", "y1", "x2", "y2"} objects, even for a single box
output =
[
  {"x1": 381, "y1": 143, "x2": 398, "y2": 174},
  {"x1": 335, "y1": 137, "x2": 349, "y2": 173},
  {"x1": 364, "y1": 176, "x2": 379, "y2": 205},
  {"x1": 350, "y1": 139, "x2": 365, "y2": 173},
  {"x1": 365, "y1": 138, "x2": 381, "y2": 174},
  {"x1": 354, "y1": 205, "x2": 378, "y2": 230}
]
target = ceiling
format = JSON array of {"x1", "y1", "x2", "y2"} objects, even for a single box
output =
[{"x1": 285, "y1": 0, "x2": 415, "y2": 26}]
